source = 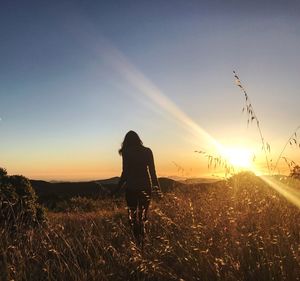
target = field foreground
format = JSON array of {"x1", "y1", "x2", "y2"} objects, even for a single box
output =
[{"x1": 1, "y1": 173, "x2": 300, "y2": 281}]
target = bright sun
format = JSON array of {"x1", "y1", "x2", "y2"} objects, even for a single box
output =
[{"x1": 222, "y1": 147, "x2": 253, "y2": 169}]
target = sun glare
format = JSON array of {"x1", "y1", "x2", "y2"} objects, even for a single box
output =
[{"x1": 222, "y1": 147, "x2": 253, "y2": 169}]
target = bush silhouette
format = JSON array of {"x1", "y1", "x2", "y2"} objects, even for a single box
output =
[
  {"x1": 290, "y1": 165, "x2": 300, "y2": 180},
  {"x1": 0, "y1": 168, "x2": 47, "y2": 228}
]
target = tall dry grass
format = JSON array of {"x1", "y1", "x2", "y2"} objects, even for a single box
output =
[{"x1": 1, "y1": 173, "x2": 299, "y2": 281}]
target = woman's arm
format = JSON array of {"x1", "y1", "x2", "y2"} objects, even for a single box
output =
[
  {"x1": 148, "y1": 149, "x2": 159, "y2": 187},
  {"x1": 117, "y1": 155, "x2": 128, "y2": 190}
]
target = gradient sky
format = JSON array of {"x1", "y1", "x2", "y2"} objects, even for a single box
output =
[{"x1": 1, "y1": 0, "x2": 300, "y2": 180}]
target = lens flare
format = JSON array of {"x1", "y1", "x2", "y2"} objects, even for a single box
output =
[
  {"x1": 261, "y1": 176, "x2": 300, "y2": 209},
  {"x1": 103, "y1": 45, "x2": 222, "y2": 151}
]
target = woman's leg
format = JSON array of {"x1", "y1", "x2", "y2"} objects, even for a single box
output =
[
  {"x1": 126, "y1": 190, "x2": 151, "y2": 247},
  {"x1": 125, "y1": 191, "x2": 140, "y2": 243},
  {"x1": 139, "y1": 190, "x2": 151, "y2": 223},
  {"x1": 138, "y1": 190, "x2": 151, "y2": 246}
]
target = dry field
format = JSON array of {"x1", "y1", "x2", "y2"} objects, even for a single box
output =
[{"x1": 1, "y1": 173, "x2": 299, "y2": 281}]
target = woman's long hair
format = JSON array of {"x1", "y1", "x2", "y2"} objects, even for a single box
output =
[{"x1": 119, "y1": 131, "x2": 143, "y2": 155}]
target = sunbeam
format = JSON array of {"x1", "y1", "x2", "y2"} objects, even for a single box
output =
[
  {"x1": 101, "y1": 44, "x2": 222, "y2": 151},
  {"x1": 261, "y1": 176, "x2": 300, "y2": 209}
]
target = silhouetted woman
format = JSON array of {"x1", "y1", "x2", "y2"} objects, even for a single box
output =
[{"x1": 117, "y1": 130, "x2": 159, "y2": 247}]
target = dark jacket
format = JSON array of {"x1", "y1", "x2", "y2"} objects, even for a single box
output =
[{"x1": 119, "y1": 146, "x2": 159, "y2": 191}]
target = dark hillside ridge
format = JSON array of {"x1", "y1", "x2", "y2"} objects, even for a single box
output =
[
  {"x1": 30, "y1": 179, "x2": 112, "y2": 204},
  {"x1": 30, "y1": 177, "x2": 183, "y2": 204}
]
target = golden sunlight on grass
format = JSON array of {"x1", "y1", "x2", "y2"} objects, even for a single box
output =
[{"x1": 2, "y1": 172, "x2": 300, "y2": 280}]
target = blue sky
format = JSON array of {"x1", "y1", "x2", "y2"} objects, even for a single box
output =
[{"x1": 1, "y1": 0, "x2": 300, "y2": 180}]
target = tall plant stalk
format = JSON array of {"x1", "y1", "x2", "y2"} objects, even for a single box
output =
[
  {"x1": 194, "y1": 150, "x2": 235, "y2": 176},
  {"x1": 233, "y1": 71, "x2": 271, "y2": 175},
  {"x1": 273, "y1": 125, "x2": 300, "y2": 174}
]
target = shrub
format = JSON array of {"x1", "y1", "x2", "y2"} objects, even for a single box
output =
[
  {"x1": 290, "y1": 165, "x2": 300, "y2": 180},
  {"x1": 0, "y1": 168, "x2": 47, "y2": 229}
]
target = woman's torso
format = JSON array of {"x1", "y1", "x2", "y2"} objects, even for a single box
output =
[{"x1": 123, "y1": 146, "x2": 152, "y2": 191}]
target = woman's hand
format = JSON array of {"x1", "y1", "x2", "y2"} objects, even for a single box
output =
[{"x1": 152, "y1": 185, "x2": 163, "y2": 199}]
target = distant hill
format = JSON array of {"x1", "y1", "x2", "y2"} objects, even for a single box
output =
[
  {"x1": 93, "y1": 177, "x2": 120, "y2": 185},
  {"x1": 30, "y1": 177, "x2": 184, "y2": 207},
  {"x1": 182, "y1": 177, "x2": 222, "y2": 184},
  {"x1": 157, "y1": 177, "x2": 184, "y2": 192},
  {"x1": 30, "y1": 179, "x2": 110, "y2": 207}
]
